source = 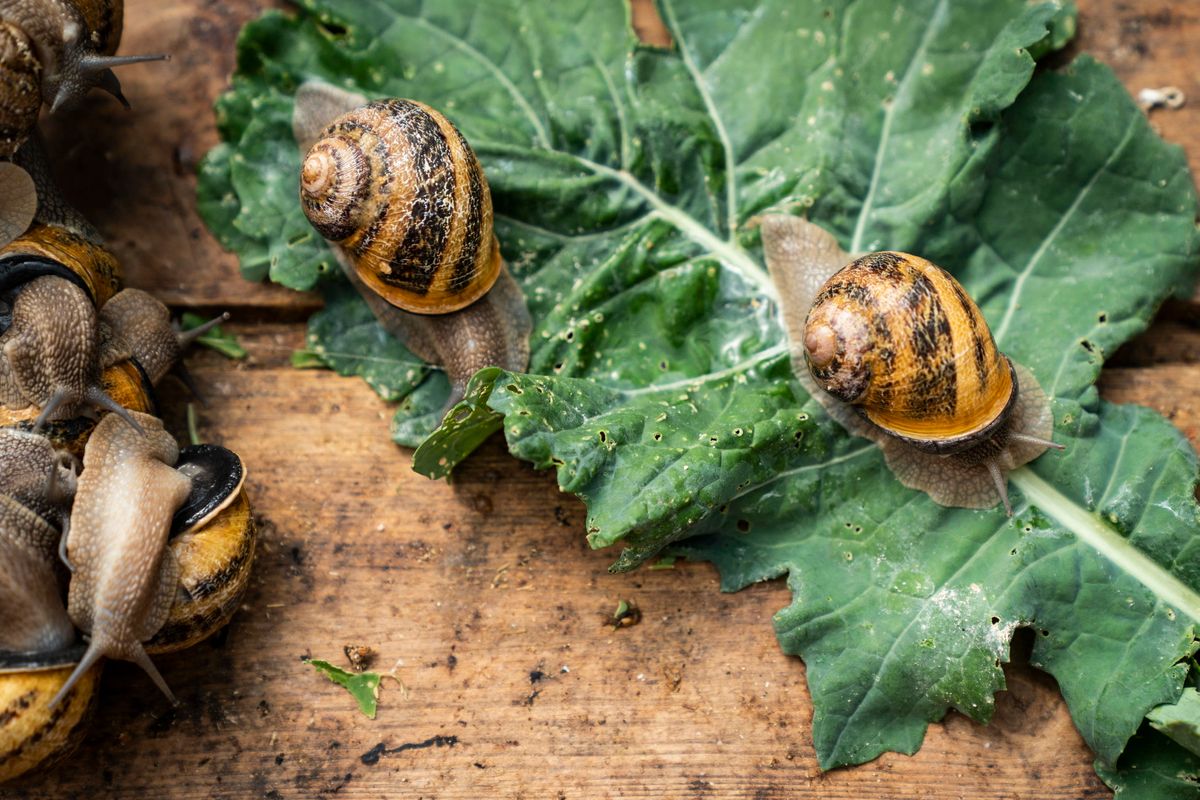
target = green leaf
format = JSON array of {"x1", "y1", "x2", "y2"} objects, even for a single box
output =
[
  {"x1": 200, "y1": 0, "x2": 1200, "y2": 783},
  {"x1": 181, "y1": 313, "x2": 247, "y2": 360},
  {"x1": 1149, "y1": 688, "x2": 1200, "y2": 758},
  {"x1": 1097, "y1": 724, "x2": 1200, "y2": 800},
  {"x1": 309, "y1": 659, "x2": 381, "y2": 719}
]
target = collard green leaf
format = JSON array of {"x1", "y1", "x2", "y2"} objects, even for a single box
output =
[
  {"x1": 1149, "y1": 688, "x2": 1200, "y2": 759},
  {"x1": 199, "y1": 0, "x2": 1200, "y2": 784},
  {"x1": 1097, "y1": 724, "x2": 1200, "y2": 800}
]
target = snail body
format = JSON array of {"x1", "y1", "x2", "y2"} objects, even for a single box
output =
[
  {"x1": 52, "y1": 411, "x2": 190, "y2": 707},
  {"x1": 761, "y1": 216, "x2": 1061, "y2": 515},
  {"x1": 0, "y1": 497, "x2": 73, "y2": 653},
  {"x1": 293, "y1": 80, "x2": 531, "y2": 406}
]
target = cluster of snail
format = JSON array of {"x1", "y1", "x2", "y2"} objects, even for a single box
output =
[
  {"x1": 0, "y1": 0, "x2": 255, "y2": 784},
  {"x1": 291, "y1": 82, "x2": 1060, "y2": 516}
]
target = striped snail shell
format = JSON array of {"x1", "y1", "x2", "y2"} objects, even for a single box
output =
[
  {"x1": 803, "y1": 251, "x2": 1017, "y2": 455},
  {"x1": 299, "y1": 98, "x2": 501, "y2": 315},
  {"x1": 761, "y1": 216, "x2": 1061, "y2": 516},
  {"x1": 293, "y1": 81, "x2": 531, "y2": 408}
]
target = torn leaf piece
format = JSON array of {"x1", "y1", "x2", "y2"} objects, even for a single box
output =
[
  {"x1": 1148, "y1": 687, "x2": 1200, "y2": 758},
  {"x1": 181, "y1": 313, "x2": 247, "y2": 360},
  {"x1": 310, "y1": 658, "x2": 382, "y2": 719}
]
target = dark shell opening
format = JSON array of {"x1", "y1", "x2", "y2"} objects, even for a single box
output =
[
  {"x1": 0, "y1": 641, "x2": 86, "y2": 672},
  {"x1": 0, "y1": 256, "x2": 92, "y2": 336},
  {"x1": 170, "y1": 445, "x2": 245, "y2": 538}
]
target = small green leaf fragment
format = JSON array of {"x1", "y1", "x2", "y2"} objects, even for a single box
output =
[
  {"x1": 291, "y1": 349, "x2": 328, "y2": 369},
  {"x1": 309, "y1": 659, "x2": 381, "y2": 719},
  {"x1": 1148, "y1": 688, "x2": 1200, "y2": 758},
  {"x1": 182, "y1": 312, "x2": 247, "y2": 360},
  {"x1": 649, "y1": 556, "x2": 677, "y2": 570},
  {"x1": 412, "y1": 368, "x2": 504, "y2": 478},
  {"x1": 186, "y1": 403, "x2": 201, "y2": 447}
]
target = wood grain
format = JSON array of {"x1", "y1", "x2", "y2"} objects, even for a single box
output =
[{"x1": 3, "y1": 1, "x2": 1197, "y2": 798}]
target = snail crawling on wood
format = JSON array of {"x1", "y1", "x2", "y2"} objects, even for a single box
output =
[
  {"x1": 0, "y1": 0, "x2": 166, "y2": 246},
  {"x1": 292, "y1": 81, "x2": 531, "y2": 408},
  {"x1": 761, "y1": 216, "x2": 1062, "y2": 515}
]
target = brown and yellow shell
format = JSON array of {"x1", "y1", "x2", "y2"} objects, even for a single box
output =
[
  {"x1": 0, "y1": 20, "x2": 40, "y2": 161},
  {"x1": 144, "y1": 445, "x2": 252, "y2": 654},
  {"x1": 299, "y1": 98, "x2": 500, "y2": 315},
  {"x1": 0, "y1": 647, "x2": 101, "y2": 784},
  {"x1": 0, "y1": 223, "x2": 122, "y2": 306},
  {"x1": 147, "y1": 477, "x2": 255, "y2": 654},
  {"x1": 803, "y1": 251, "x2": 1016, "y2": 455},
  {"x1": 0, "y1": 357, "x2": 154, "y2": 458}
]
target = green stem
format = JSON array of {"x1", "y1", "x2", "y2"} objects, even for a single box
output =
[{"x1": 1011, "y1": 467, "x2": 1200, "y2": 623}]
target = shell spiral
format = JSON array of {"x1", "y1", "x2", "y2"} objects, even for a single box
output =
[
  {"x1": 299, "y1": 99, "x2": 500, "y2": 315},
  {"x1": 803, "y1": 251, "x2": 1016, "y2": 453}
]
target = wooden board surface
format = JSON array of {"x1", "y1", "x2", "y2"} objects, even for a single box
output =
[{"x1": 5, "y1": 1, "x2": 1199, "y2": 798}]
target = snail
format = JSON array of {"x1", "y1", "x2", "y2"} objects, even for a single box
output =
[
  {"x1": 51, "y1": 411, "x2": 189, "y2": 707},
  {"x1": 292, "y1": 80, "x2": 531, "y2": 407},
  {"x1": 0, "y1": 136, "x2": 139, "y2": 433},
  {"x1": 761, "y1": 216, "x2": 1062, "y2": 515},
  {"x1": 0, "y1": 0, "x2": 166, "y2": 247},
  {"x1": 49, "y1": 411, "x2": 255, "y2": 706}
]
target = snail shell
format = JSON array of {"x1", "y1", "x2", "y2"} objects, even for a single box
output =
[
  {"x1": 147, "y1": 444, "x2": 255, "y2": 654},
  {"x1": 804, "y1": 251, "x2": 1016, "y2": 454},
  {"x1": 761, "y1": 216, "x2": 1059, "y2": 514},
  {"x1": 0, "y1": 643, "x2": 100, "y2": 784},
  {"x1": 300, "y1": 98, "x2": 500, "y2": 315},
  {"x1": 293, "y1": 81, "x2": 531, "y2": 407}
]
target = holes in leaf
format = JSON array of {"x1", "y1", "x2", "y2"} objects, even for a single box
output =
[
  {"x1": 736, "y1": 519, "x2": 751, "y2": 533},
  {"x1": 506, "y1": 383, "x2": 523, "y2": 394},
  {"x1": 1081, "y1": 340, "x2": 1096, "y2": 354},
  {"x1": 553, "y1": 362, "x2": 564, "y2": 373},
  {"x1": 1039, "y1": 629, "x2": 1050, "y2": 637},
  {"x1": 990, "y1": 616, "x2": 1000, "y2": 625},
  {"x1": 452, "y1": 407, "x2": 471, "y2": 423},
  {"x1": 718, "y1": 504, "x2": 728, "y2": 514},
  {"x1": 565, "y1": 330, "x2": 575, "y2": 342},
  {"x1": 733, "y1": 427, "x2": 744, "y2": 437},
  {"x1": 652, "y1": 432, "x2": 662, "y2": 442},
  {"x1": 598, "y1": 430, "x2": 608, "y2": 443},
  {"x1": 708, "y1": 436, "x2": 719, "y2": 445},
  {"x1": 659, "y1": 360, "x2": 669, "y2": 370},
  {"x1": 550, "y1": 457, "x2": 565, "y2": 467},
  {"x1": 316, "y1": 19, "x2": 348, "y2": 37},
  {"x1": 1097, "y1": 313, "x2": 1108, "y2": 323}
]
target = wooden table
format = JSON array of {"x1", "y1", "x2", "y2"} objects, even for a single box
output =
[{"x1": 5, "y1": 1, "x2": 1198, "y2": 797}]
